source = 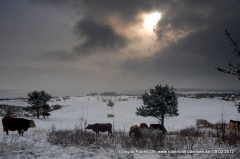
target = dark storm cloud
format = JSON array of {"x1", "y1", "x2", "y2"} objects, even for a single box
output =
[
  {"x1": 81, "y1": 0, "x2": 160, "y2": 24},
  {"x1": 120, "y1": 0, "x2": 240, "y2": 85},
  {"x1": 155, "y1": 0, "x2": 240, "y2": 41},
  {"x1": 121, "y1": 32, "x2": 223, "y2": 79},
  {"x1": 30, "y1": 0, "x2": 161, "y2": 23},
  {"x1": 29, "y1": 0, "x2": 164, "y2": 57},
  {"x1": 73, "y1": 17, "x2": 127, "y2": 56}
]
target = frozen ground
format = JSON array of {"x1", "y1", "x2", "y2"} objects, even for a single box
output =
[{"x1": 0, "y1": 96, "x2": 239, "y2": 158}]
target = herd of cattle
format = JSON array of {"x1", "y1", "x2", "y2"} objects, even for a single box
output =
[
  {"x1": 86, "y1": 122, "x2": 167, "y2": 140},
  {"x1": 196, "y1": 119, "x2": 240, "y2": 132},
  {"x1": 129, "y1": 123, "x2": 167, "y2": 140},
  {"x1": 1, "y1": 116, "x2": 240, "y2": 137}
]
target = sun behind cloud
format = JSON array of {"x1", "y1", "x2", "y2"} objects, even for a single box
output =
[{"x1": 143, "y1": 12, "x2": 161, "y2": 32}]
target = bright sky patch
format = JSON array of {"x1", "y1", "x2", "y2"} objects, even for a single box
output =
[{"x1": 144, "y1": 12, "x2": 161, "y2": 32}]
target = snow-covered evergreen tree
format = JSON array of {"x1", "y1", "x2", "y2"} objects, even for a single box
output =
[
  {"x1": 136, "y1": 84, "x2": 179, "y2": 129},
  {"x1": 107, "y1": 100, "x2": 115, "y2": 109},
  {"x1": 27, "y1": 90, "x2": 51, "y2": 119}
]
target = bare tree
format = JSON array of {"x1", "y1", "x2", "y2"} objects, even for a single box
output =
[
  {"x1": 216, "y1": 30, "x2": 240, "y2": 80},
  {"x1": 217, "y1": 30, "x2": 240, "y2": 114}
]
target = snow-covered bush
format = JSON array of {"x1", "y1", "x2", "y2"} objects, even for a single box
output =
[{"x1": 51, "y1": 104, "x2": 63, "y2": 111}]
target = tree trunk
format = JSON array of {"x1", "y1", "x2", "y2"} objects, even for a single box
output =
[
  {"x1": 112, "y1": 108, "x2": 114, "y2": 131},
  {"x1": 113, "y1": 117, "x2": 114, "y2": 131},
  {"x1": 161, "y1": 113, "x2": 164, "y2": 127},
  {"x1": 161, "y1": 113, "x2": 166, "y2": 134},
  {"x1": 37, "y1": 106, "x2": 39, "y2": 119}
]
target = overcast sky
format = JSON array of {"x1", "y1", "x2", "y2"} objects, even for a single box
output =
[{"x1": 1, "y1": 0, "x2": 240, "y2": 92}]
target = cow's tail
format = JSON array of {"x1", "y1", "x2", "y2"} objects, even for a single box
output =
[{"x1": 3, "y1": 128, "x2": 5, "y2": 133}]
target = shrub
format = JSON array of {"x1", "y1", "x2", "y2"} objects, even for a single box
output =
[{"x1": 51, "y1": 104, "x2": 63, "y2": 111}]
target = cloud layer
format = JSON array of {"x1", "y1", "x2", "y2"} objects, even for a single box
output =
[{"x1": 1, "y1": 0, "x2": 240, "y2": 91}]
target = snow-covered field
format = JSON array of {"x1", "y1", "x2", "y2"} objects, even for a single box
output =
[
  {"x1": 1, "y1": 96, "x2": 239, "y2": 131},
  {"x1": 0, "y1": 96, "x2": 239, "y2": 158}
]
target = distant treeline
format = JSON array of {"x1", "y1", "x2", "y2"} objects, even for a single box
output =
[
  {"x1": 86, "y1": 92, "x2": 142, "y2": 96},
  {"x1": 177, "y1": 93, "x2": 240, "y2": 99},
  {"x1": 0, "y1": 97, "x2": 28, "y2": 101}
]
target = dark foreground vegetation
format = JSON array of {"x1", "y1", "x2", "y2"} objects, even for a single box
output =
[
  {"x1": 45, "y1": 117, "x2": 240, "y2": 158},
  {"x1": 0, "y1": 118, "x2": 240, "y2": 158},
  {"x1": 47, "y1": 123, "x2": 240, "y2": 149}
]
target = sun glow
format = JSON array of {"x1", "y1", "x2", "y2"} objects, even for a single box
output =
[{"x1": 144, "y1": 12, "x2": 161, "y2": 32}]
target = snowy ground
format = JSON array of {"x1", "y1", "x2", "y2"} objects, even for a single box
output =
[
  {"x1": 0, "y1": 96, "x2": 239, "y2": 158},
  {"x1": 1, "y1": 96, "x2": 238, "y2": 131}
]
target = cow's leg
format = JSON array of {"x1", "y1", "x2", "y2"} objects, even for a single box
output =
[
  {"x1": 109, "y1": 130, "x2": 112, "y2": 136},
  {"x1": 5, "y1": 128, "x2": 9, "y2": 135},
  {"x1": 18, "y1": 129, "x2": 21, "y2": 135},
  {"x1": 20, "y1": 129, "x2": 24, "y2": 136}
]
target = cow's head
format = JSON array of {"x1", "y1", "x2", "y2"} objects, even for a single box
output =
[
  {"x1": 86, "y1": 124, "x2": 93, "y2": 129},
  {"x1": 29, "y1": 120, "x2": 36, "y2": 128},
  {"x1": 143, "y1": 124, "x2": 148, "y2": 129}
]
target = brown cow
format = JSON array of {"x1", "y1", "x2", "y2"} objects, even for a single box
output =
[
  {"x1": 2, "y1": 116, "x2": 36, "y2": 135},
  {"x1": 42, "y1": 112, "x2": 51, "y2": 119},
  {"x1": 107, "y1": 114, "x2": 115, "y2": 118},
  {"x1": 129, "y1": 125, "x2": 142, "y2": 141},
  {"x1": 196, "y1": 119, "x2": 210, "y2": 127},
  {"x1": 86, "y1": 123, "x2": 112, "y2": 136},
  {"x1": 228, "y1": 120, "x2": 240, "y2": 132},
  {"x1": 229, "y1": 120, "x2": 240, "y2": 125},
  {"x1": 140, "y1": 123, "x2": 148, "y2": 129}
]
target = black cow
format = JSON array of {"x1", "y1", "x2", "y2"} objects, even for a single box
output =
[
  {"x1": 2, "y1": 116, "x2": 36, "y2": 135},
  {"x1": 42, "y1": 112, "x2": 51, "y2": 119},
  {"x1": 86, "y1": 123, "x2": 112, "y2": 136},
  {"x1": 149, "y1": 124, "x2": 167, "y2": 133}
]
